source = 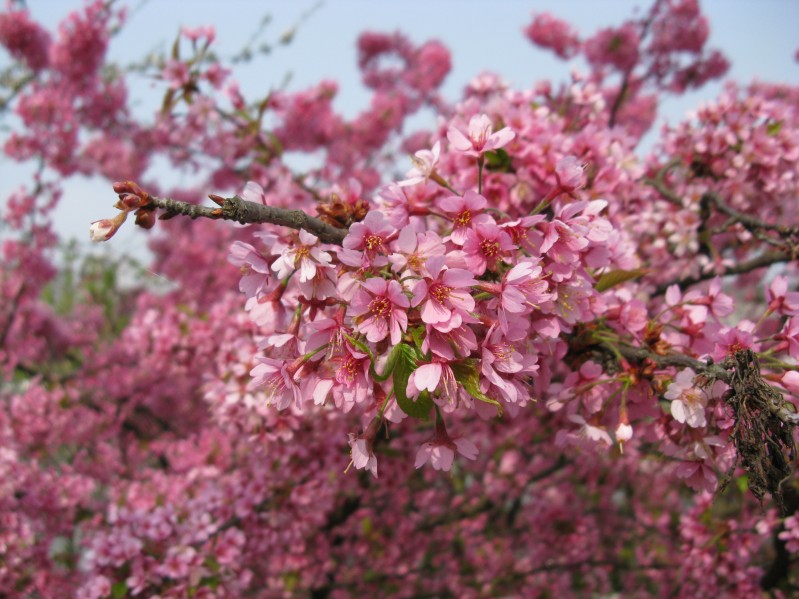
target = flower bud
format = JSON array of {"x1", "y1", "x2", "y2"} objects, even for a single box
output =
[
  {"x1": 114, "y1": 193, "x2": 142, "y2": 211},
  {"x1": 89, "y1": 211, "x2": 128, "y2": 242},
  {"x1": 135, "y1": 208, "x2": 156, "y2": 230}
]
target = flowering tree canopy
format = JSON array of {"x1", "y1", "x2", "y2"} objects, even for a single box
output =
[{"x1": 2, "y1": 0, "x2": 799, "y2": 596}]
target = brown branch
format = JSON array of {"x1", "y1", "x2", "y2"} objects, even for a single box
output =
[
  {"x1": 617, "y1": 345, "x2": 799, "y2": 426},
  {"x1": 150, "y1": 194, "x2": 348, "y2": 245},
  {"x1": 653, "y1": 249, "x2": 794, "y2": 295},
  {"x1": 704, "y1": 191, "x2": 799, "y2": 239},
  {"x1": 643, "y1": 158, "x2": 684, "y2": 207}
]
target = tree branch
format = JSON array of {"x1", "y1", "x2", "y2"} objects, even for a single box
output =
[
  {"x1": 616, "y1": 345, "x2": 799, "y2": 426},
  {"x1": 150, "y1": 194, "x2": 348, "y2": 245},
  {"x1": 653, "y1": 249, "x2": 794, "y2": 295}
]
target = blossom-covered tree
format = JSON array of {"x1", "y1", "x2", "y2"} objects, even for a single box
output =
[{"x1": 2, "y1": 0, "x2": 799, "y2": 596}]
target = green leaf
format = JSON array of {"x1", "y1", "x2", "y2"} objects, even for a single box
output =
[
  {"x1": 372, "y1": 342, "x2": 401, "y2": 382},
  {"x1": 736, "y1": 473, "x2": 749, "y2": 493},
  {"x1": 111, "y1": 582, "x2": 128, "y2": 599},
  {"x1": 451, "y1": 360, "x2": 503, "y2": 417},
  {"x1": 344, "y1": 333, "x2": 374, "y2": 361},
  {"x1": 392, "y1": 343, "x2": 432, "y2": 419},
  {"x1": 766, "y1": 120, "x2": 782, "y2": 136},
  {"x1": 483, "y1": 148, "x2": 513, "y2": 173},
  {"x1": 594, "y1": 268, "x2": 648, "y2": 292},
  {"x1": 409, "y1": 325, "x2": 426, "y2": 351}
]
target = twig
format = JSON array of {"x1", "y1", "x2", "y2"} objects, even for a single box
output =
[
  {"x1": 643, "y1": 158, "x2": 684, "y2": 207},
  {"x1": 149, "y1": 194, "x2": 348, "y2": 245},
  {"x1": 617, "y1": 345, "x2": 799, "y2": 426},
  {"x1": 653, "y1": 249, "x2": 794, "y2": 295}
]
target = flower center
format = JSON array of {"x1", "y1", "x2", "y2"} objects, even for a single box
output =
[
  {"x1": 364, "y1": 234, "x2": 384, "y2": 252},
  {"x1": 480, "y1": 238, "x2": 500, "y2": 257},
  {"x1": 337, "y1": 357, "x2": 358, "y2": 384},
  {"x1": 430, "y1": 284, "x2": 452, "y2": 304},
  {"x1": 455, "y1": 210, "x2": 471, "y2": 227},
  {"x1": 369, "y1": 297, "x2": 391, "y2": 318}
]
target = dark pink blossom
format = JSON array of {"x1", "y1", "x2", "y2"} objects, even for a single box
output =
[
  {"x1": 462, "y1": 221, "x2": 515, "y2": 276},
  {"x1": 411, "y1": 256, "x2": 477, "y2": 333},
  {"x1": 438, "y1": 190, "x2": 494, "y2": 245},
  {"x1": 524, "y1": 13, "x2": 580, "y2": 59}
]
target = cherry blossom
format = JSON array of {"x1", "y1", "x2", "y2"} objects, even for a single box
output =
[
  {"x1": 447, "y1": 113, "x2": 515, "y2": 157},
  {"x1": 665, "y1": 368, "x2": 707, "y2": 428}
]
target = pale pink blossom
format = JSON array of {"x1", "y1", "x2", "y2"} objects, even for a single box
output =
[
  {"x1": 389, "y1": 226, "x2": 445, "y2": 276},
  {"x1": 343, "y1": 210, "x2": 394, "y2": 266},
  {"x1": 447, "y1": 113, "x2": 515, "y2": 157},
  {"x1": 415, "y1": 436, "x2": 478, "y2": 471},
  {"x1": 89, "y1": 211, "x2": 127, "y2": 242},
  {"x1": 271, "y1": 230, "x2": 332, "y2": 283},
  {"x1": 348, "y1": 434, "x2": 377, "y2": 478},
  {"x1": 250, "y1": 357, "x2": 305, "y2": 411},
  {"x1": 398, "y1": 140, "x2": 440, "y2": 186},
  {"x1": 665, "y1": 368, "x2": 706, "y2": 428},
  {"x1": 615, "y1": 422, "x2": 633, "y2": 443},
  {"x1": 406, "y1": 359, "x2": 459, "y2": 406},
  {"x1": 766, "y1": 275, "x2": 799, "y2": 315}
]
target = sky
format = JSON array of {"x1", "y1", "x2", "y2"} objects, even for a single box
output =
[{"x1": 1, "y1": 0, "x2": 798, "y2": 260}]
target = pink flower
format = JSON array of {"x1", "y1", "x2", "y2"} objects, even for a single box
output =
[
  {"x1": 438, "y1": 190, "x2": 494, "y2": 245},
  {"x1": 89, "y1": 211, "x2": 127, "y2": 242},
  {"x1": 462, "y1": 222, "x2": 515, "y2": 276},
  {"x1": 250, "y1": 357, "x2": 305, "y2": 411},
  {"x1": 350, "y1": 278, "x2": 409, "y2": 344},
  {"x1": 524, "y1": 13, "x2": 580, "y2": 59},
  {"x1": 414, "y1": 437, "x2": 478, "y2": 471},
  {"x1": 713, "y1": 323, "x2": 758, "y2": 361},
  {"x1": 447, "y1": 113, "x2": 515, "y2": 157},
  {"x1": 615, "y1": 422, "x2": 633, "y2": 443},
  {"x1": 490, "y1": 259, "x2": 550, "y2": 333},
  {"x1": 343, "y1": 210, "x2": 394, "y2": 266},
  {"x1": 348, "y1": 433, "x2": 377, "y2": 478},
  {"x1": 583, "y1": 23, "x2": 641, "y2": 72},
  {"x1": 162, "y1": 58, "x2": 191, "y2": 90},
  {"x1": 411, "y1": 255, "x2": 477, "y2": 333},
  {"x1": 664, "y1": 368, "x2": 706, "y2": 428},
  {"x1": 330, "y1": 346, "x2": 372, "y2": 412},
  {"x1": 389, "y1": 226, "x2": 445, "y2": 276},
  {"x1": 776, "y1": 316, "x2": 799, "y2": 360},
  {"x1": 271, "y1": 230, "x2": 332, "y2": 283},
  {"x1": 674, "y1": 460, "x2": 717, "y2": 493},
  {"x1": 554, "y1": 155, "x2": 586, "y2": 190},
  {"x1": 406, "y1": 359, "x2": 459, "y2": 407},
  {"x1": 561, "y1": 414, "x2": 613, "y2": 447},
  {"x1": 398, "y1": 141, "x2": 440, "y2": 187},
  {"x1": 766, "y1": 275, "x2": 799, "y2": 316}
]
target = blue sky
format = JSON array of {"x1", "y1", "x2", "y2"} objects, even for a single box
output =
[{"x1": 2, "y1": 0, "x2": 798, "y2": 257}]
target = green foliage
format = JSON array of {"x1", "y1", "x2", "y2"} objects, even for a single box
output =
[
  {"x1": 483, "y1": 148, "x2": 513, "y2": 173},
  {"x1": 451, "y1": 359, "x2": 503, "y2": 417},
  {"x1": 392, "y1": 342, "x2": 432, "y2": 419},
  {"x1": 594, "y1": 268, "x2": 648, "y2": 292}
]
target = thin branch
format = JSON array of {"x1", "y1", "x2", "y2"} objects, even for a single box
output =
[
  {"x1": 149, "y1": 194, "x2": 348, "y2": 245},
  {"x1": 704, "y1": 191, "x2": 799, "y2": 239},
  {"x1": 617, "y1": 345, "x2": 799, "y2": 426},
  {"x1": 653, "y1": 249, "x2": 794, "y2": 295},
  {"x1": 643, "y1": 158, "x2": 684, "y2": 207}
]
